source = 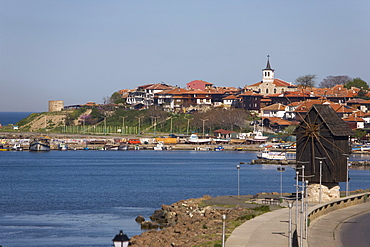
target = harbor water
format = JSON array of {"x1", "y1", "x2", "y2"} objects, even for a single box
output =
[{"x1": 0, "y1": 150, "x2": 370, "y2": 246}]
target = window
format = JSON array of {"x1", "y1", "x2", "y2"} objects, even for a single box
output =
[
  {"x1": 274, "y1": 88, "x2": 277, "y2": 93},
  {"x1": 266, "y1": 89, "x2": 269, "y2": 94}
]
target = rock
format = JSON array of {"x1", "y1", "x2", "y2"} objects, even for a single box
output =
[
  {"x1": 140, "y1": 221, "x2": 159, "y2": 229},
  {"x1": 129, "y1": 195, "x2": 256, "y2": 246},
  {"x1": 135, "y1": 215, "x2": 145, "y2": 223}
]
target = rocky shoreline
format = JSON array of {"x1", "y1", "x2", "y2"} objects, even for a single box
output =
[{"x1": 128, "y1": 195, "x2": 275, "y2": 247}]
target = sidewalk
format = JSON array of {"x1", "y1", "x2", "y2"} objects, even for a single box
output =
[
  {"x1": 226, "y1": 204, "x2": 305, "y2": 247},
  {"x1": 226, "y1": 200, "x2": 370, "y2": 247}
]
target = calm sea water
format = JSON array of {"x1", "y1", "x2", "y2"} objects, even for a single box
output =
[
  {"x1": 0, "y1": 112, "x2": 34, "y2": 125},
  {"x1": 0, "y1": 150, "x2": 369, "y2": 247}
]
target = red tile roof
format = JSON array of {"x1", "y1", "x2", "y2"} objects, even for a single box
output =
[{"x1": 261, "y1": 103, "x2": 286, "y2": 111}]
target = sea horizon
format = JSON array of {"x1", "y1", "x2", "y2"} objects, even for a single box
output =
[{"x1": 0, "y1": 111, "x2": 36, "y2": 126}]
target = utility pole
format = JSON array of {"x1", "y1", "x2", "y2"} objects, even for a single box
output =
[
  {"x1": 120, "y1": 116, "x2": 126, "y2": 135},
  {"x1": 137, "y1": 116, "x2": 143, "y2": 134},
  {"x1": 201, "y1": 119, "x2": 208, "y2": 137}
]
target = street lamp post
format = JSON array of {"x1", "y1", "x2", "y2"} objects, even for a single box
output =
[
  {"x1": 277, "y1": 165, "x2": 285, "y2": 198},
  {"x1": 297, "y1": 161, "x2": 309, "y2": 246},
  {"x1": 112, "y1": 230, "x2": 130, "y2": 247},
  {"x1": 282, "y1": 198, "x2": 295, "y2": 247},
  {"x1": 305, "y1": 180, "x2": 309, "y2": 240},
  {"x1": 236, "y1": 163, "x2": 241, "y2": 198},
  {"x1": 315, "y1": 157, "x2": 326, "y2": 204},
  {"x1": 343, "y1": 154, "x2": 350, "y2": 197},
  {"x1": 222, "y1": 214, "x2": 226, "y2": 247}
]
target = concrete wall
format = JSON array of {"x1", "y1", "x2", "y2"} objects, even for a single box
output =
[{"x1": 308, "y1": 193, "x2": 369, "y2": 224}]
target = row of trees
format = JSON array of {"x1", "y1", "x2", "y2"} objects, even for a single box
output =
[
  {"x1": 295, "y1": 75, "x2": 368, "y2": 90},
  {"x1": 61, "y1": 106, "x2": 255, "y2": 135}
]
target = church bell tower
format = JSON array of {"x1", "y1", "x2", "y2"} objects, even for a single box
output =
[{"x1": 262, "y1": 55, "x2": 275, "y2": 84}]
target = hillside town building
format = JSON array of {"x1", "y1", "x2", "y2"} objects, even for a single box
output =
[
  {"x1": 59, "y1": 56, "x2": 369, "y2": 132},
  {"x1": 245, "y1": 56, "x2": 297, "y2": 95}
]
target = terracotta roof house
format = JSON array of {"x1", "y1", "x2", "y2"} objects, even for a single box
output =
[
  {"x1": 307, "y1": 85, "x2": 358, "y2": 104},
  {"x1": 155, "y1": 88, "x2": 193, "y2": 111},
  {"x1": 293, "y1": 99, "x2": 336, "y2": 121},
  {"x1": 190, "y1": 90, "x2": 213, "y2": 107},
  {"x1": 127, "y1": 83, "x2": 174, "y2": 106},
  {"x1": 261, "y1": 103, "x2": 287, "y2": 118},
  {"x1": 213, "y1": 129, "x2": 238, "y2": 139},
  {"x1": 222, "y1": 94, "x2": 240, "y2": 108},
  {"x1": 186, "y1": 80, "x2": 214, "y2": 91},
  {"x1": 238, "y1": 90, "x2": 263, "y2": 111},
  {"x1": 263, "y1": 117, "x2": 295, "y2": 132},
  {"x1": 346, "y1": 98, "x2": 370, "y2": 113},
  {"x1": 266, "y1": 90, "x2": 318, "y2": 105},
  {"x1": 245, "y1": 56, "x2": 297, "y2": 96},
  {"x1": 342, "y1": 112, "x2": 365, "y2": 129}
]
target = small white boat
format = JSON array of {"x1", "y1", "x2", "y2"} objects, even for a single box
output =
[
  {"x1": 195, "y1": 146, "x2": 211, "y2": 151},
  {"x1": 257, "y1": 149, "x2": 286, "y2": 160},
  {"x1": 245, "y1": 130, "x2": 268, "y2": 141},
  {"x1": 119, "y1": 145, "x2": 129, "y2": 151},
  {"x1": 58, "y1": 143, "x2": 68, "y2": 151},
  {"x1": 187, "y1": 134, "x2": 212, "y2": 144},
  {"x1": 12, "y1": 143, "x2": 23, "y2": 151},
  {"x1": 106, "y1": 145, "x2": 119, "y2": 151},
  {"x1": 153, "y1": 142, "x2": 166, "y2": 150}
]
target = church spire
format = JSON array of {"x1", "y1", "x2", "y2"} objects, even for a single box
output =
[{"x1": 265, "y1": 55, "x2": 272, "y2": 70}]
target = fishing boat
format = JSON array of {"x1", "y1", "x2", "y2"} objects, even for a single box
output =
[
  {"x1": 214, "y1": 145, "x2": 224, "y2": 151},
  {"x1": 187, "y1": 134, "x2": 212, "y2": 144},
  {"x1": 29, "y1": 136, "x2": 51, "y2": 151},
  {"x1": 352, "y1": 144, "x2": 370, "y2": 152},
  {"x1": 0, "y1": 144, "x2": 9, "y2": 151},
  {"x1": 257, "y1": 149, "x2": 286, "y2": 160}
]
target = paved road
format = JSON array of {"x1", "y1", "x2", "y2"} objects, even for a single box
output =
[
  {"x1": 308, "y1": 201, "x2": 370, "y2": 247},
  {"x1": 337, "y1": 211, "x2": 370, "y2": 247}
]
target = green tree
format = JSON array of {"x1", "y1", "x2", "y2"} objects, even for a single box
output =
[
  {"x1": 344, "y1": 77, "x2": 369, "y2": 90},
  {"x1": 295, "y1": 74, "x2": 317, "y2": 88},
  {"x1": 110, "y1": 92, "x2": 126, "y2": 104},
  {"x1": 354, "y1": 129, "x2": 367, "y2": 141}
]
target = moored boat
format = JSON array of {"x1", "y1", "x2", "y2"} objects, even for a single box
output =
[
  {"x1": 58, "y1": 143, "x2": 68, "y2": 151},
  {"x1": 187, "y1": 134, "x2": 212, "y2": 144},
  {"x1": 153, "y1": 142, "x2": 167, "y2": 150},
  {"x1": 214, "y1": 145, "x2": 224, "y2": 151},
  {"x1": 30, "y1": 136, "x2": 50, "y2": 151},
  {"x1": 257, "y1": 149, "x2": 286, "y2": 160},
  {"x1": 11, "y1": 143, "x2": 23, "y2": 151}
]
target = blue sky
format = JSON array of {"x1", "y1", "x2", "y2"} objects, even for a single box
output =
[{"x1": 1, "y1": 0, "x2": 369, "y2": 112}]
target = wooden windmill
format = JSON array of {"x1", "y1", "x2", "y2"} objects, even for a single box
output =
[{"x1": 295, "y1": 104, "x2": 354, "y2": 200}]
